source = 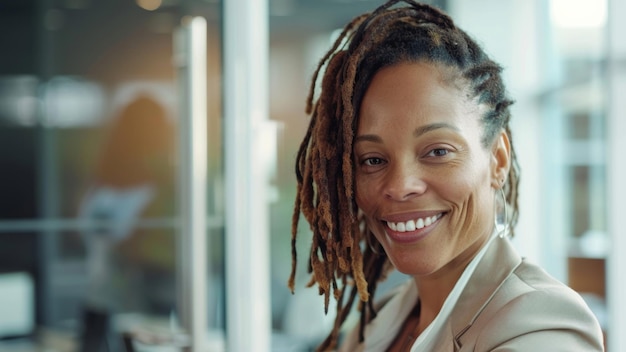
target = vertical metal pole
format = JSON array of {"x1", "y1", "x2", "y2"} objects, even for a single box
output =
[
  {"x1": 36, "y1": 0, "x2": 56, "y2": 327},
  {"x1": 607, "y1": 0, "x2": 626, "y2": 350},
  {"x1": 174, "y1": 16, "x2": 208, "y2": 352},
  {"x1": 223, "y1": 0, "x2": 272, "y2": 350}
]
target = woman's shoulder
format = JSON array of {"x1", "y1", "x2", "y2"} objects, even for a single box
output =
[
  {"x1": 506, "y1": 258, "x2": 599, "y2": 320},
  {"x1": 469, "y1": 259, "x2": 605, "y2": 351},
  {"x1": 513, "y1": 258, "x2": 580, "y2": 292}
]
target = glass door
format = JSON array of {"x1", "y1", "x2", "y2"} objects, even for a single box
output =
[{"x1": 0, "y1": 0, "x2": 224, "y2": 350}]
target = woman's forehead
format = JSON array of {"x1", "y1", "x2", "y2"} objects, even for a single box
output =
[{"x1": 357, "y1": 62, "x2": 485, "y2": 134}]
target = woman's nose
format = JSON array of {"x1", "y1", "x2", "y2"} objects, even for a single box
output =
[{"x1": 383, "y1": 162, "x2": 427, "y2": 201}]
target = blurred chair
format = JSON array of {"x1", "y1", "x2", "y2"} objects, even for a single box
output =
[{"x1": 80, "y1": 306, "x2": 113, "y2": 352}]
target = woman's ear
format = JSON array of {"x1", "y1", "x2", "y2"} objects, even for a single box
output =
[{"x1": 490, "y1": 130, "x2": 511, "y2": 189}]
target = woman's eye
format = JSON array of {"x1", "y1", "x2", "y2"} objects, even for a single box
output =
[
  {"x1": 363, "y1": 157, "x2": 385, "y2": 166},
  {"x1": 426, "y1": 148, "x2": 449, "y2": 157}
]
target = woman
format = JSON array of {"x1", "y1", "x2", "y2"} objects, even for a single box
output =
[{"x1": 288, "y1": 1, "x2": 604, "y2": 351}]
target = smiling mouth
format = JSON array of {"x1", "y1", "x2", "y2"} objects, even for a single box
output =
[{"x1": 386, "y1": 213, "x2": 444, "y2": 232}]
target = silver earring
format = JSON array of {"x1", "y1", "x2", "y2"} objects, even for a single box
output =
[{"x1": 494, "y1": 187, "x2": 509, "y2": 238}]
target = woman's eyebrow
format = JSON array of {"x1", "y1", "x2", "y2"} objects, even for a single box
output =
[
  {"x1": 355, "y1": 122, "x2": 460, "y2": 144},
  {"x1": 354, "y1": 134, "x2": 382, "y2": 143},
  {"x1": 413, "y1": 122, "x2": 459, "y2": 137}
]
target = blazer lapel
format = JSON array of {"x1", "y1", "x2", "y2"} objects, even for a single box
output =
[{"x1": 446, "y1": 237, "x2": 522, "y2": 350}]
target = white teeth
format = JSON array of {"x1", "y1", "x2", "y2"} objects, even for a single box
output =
[{"x1": 387, "y1": 214, "x2": 442, "y2": 233}]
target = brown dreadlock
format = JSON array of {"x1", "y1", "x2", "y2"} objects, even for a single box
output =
[{"x1": 288, "y1": 0, "x2": 520, "y2": 350}]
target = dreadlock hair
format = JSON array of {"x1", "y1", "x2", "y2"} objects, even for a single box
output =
[{"x1": 288, "y1": 0, "x2": 520, "y2": 350}]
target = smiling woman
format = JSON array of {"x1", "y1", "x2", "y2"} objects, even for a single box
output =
[
  {"x1": 354, "y1": 62, "x2": 501, "y2": 281},
  {"x1": 288, "y1": 0, "x2": 605, "y2": 351}
]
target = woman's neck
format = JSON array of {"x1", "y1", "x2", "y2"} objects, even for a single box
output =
[{"x1": 413, "y1": 233, "x2": 490, "y2": 328}]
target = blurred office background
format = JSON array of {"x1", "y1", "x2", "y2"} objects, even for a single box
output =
[{"x1": 0, "y1": 0, "x2": 623, "y2": 351}]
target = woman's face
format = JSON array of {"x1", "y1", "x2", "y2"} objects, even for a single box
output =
[{"x1": 354, "y1": 62, "x2": 509, "y2": 278}]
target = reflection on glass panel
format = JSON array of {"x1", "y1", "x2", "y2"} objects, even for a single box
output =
[
  {"x1": 67, "y1": 93, "x2": 177, "y2": 220},
  {"x1": 0, "y1": 0, "x2": 223, "y2": 350}
]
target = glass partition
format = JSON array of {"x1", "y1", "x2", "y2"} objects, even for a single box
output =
[{"x1": 0, "y1": 0, "x2": 223, "y2": 350}]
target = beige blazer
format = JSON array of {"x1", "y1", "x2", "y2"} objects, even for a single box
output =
[{"x1": 339, "y1": 237, "x2": 605, "y2": 351}]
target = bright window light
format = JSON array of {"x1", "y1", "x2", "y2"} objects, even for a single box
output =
[{"x1": 550, "y1": 0, "x2": 607, "y2": 28}]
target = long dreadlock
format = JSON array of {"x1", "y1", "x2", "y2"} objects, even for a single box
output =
[{"x1": 289, "y1": 1, "x2": 520, "y2": 350}]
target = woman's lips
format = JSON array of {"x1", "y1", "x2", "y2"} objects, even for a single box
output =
[
  {"x1": 386, "y1": 213, "x2": 444, "y2": 232},
  {"x1": 383, "y1": 213, "x2": 444, "y2": 243}
]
